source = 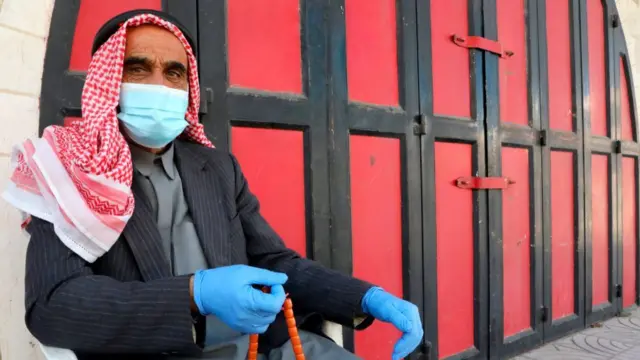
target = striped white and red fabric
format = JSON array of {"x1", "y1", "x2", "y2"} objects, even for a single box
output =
[{"x1": 2, "y1": 14, "x2": 213, "y2": 262}]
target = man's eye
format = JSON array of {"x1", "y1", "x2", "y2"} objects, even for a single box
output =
[
  {"x1": 127, "y1": 66, "x2": 145, "y2": 74},
  {"x1": 167, "y1": 70, "x2": 182, "y2": 78}
]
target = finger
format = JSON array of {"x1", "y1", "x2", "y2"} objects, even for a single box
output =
[
  {"x1": 245, "y1": 267, "x2": 289, "y2": 286},
  {"x1": 269, "y1": 284, "x2": 287, "y2": 302},
  {"x1": 250, "y1": 313, "x2": 278, "y2": 327},
  {"x1": 251, "y1": 288, "x2": 287, "y2": 314},
  {"x1": 387, "y1": 306, "x2": 413, "y2": 333},
  {"x1": 392, "y1": 331, "x2": 422, "y2": 360},
  {"x1": 251, "y1": 324, "x2": 269, "y2": 334}
]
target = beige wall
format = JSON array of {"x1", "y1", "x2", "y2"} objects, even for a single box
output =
[
  {"x1": 0, "y1": 1, "x2": 639, "y2": 359},
  {"x1": 0, "y1": 0, "x2": 53, "y2": 358}
]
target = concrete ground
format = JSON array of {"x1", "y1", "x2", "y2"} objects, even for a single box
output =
[{"x1": 511, "y1": 308, "x2": 640, "y2": 360}]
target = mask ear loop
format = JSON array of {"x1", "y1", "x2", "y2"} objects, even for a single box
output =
[{"x1": 248, "y1": 287, "x2": 305, "y2": 360}]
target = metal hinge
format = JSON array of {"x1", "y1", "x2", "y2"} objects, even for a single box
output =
[
  {"x1": 616, "y1": 284, "x2": 622, "y2": 298},
  {"x1": 414, "y1": 114, "x2": 427, "y2": 135},
  {"x1": 455, "y1": 177, "x2": 515, "y2": 190},
  {"x1": 452, "y1": 34, "x2": 514, "y2": 59},
  {"x1": 199, "y1": 87, "x2": 214, "y2": 115},
  {"x1": 540, "y1": 306, "x2": 549, "y2": 323},
  {"x1": 615, "y1": 140, "x2": 623, "y2": 154},
  {"x1": 611, "y1": 14, "x2": 620, "y2": 28},
  {"x1": 539, "y1": 130, "x2": 548, "y2": 147}
]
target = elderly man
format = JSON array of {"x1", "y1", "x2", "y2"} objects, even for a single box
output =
[{"x1": 4, "y1": 10, "x2": 423, "y2": 360}]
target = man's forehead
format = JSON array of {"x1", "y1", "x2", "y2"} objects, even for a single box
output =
[
  {"x1": 125, "y1": 25, "x2": 187, "y2": 57},
  {"x1": 91, "y1": 9, "x2": 197, "y2": 57}
]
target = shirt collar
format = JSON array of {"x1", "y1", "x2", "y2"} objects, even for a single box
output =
[{"x1": 129, "y1": 143, "x2": 176, "y2": 180}]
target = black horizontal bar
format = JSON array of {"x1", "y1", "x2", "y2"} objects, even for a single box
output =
[{"x1": 432, "y1": 117, "x2": 480, "y2": 141}]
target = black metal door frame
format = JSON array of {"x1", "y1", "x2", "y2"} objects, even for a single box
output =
[
  {"x1": 483, "y1": 0, "x2": 545, "y2": 358},
  {"x1": 326, "y1": 0, "x2": 425, "y2": 356},
  {"x1": 537, "y1": 0, "x2": 586, "y2": 342},
  {"x1": 416, "y1": 0, "x2": 489, "y2": 359}
]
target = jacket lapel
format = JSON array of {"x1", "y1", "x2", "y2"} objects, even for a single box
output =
[
  {"x1": 122, "y1": 178, "x2": 172, "y2": 281},
  {"x1": 174, "y1": 141, "x2": 230, "y2": 268}
]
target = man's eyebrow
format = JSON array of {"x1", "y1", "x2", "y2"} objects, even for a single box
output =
[
  {"x1": 164, "y1": 60, "x2": 187, "y2": 74},
  {"x1": 123, "y1": 56, "x2": 153, "y2": 68}
]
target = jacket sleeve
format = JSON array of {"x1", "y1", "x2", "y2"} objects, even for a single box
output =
[
  {"x1": 229, "y1": 154, "x2": 375, "y2": 330},
  {"x1": 24, "y1": 217, "x2": 201, "y2": 354}
]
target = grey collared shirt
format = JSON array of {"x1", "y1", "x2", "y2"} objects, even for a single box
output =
[{"x1": 130, "y1": 143, "x2": 208, "y2": 276}]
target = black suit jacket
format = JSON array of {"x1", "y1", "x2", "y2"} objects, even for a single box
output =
[{"x1": 24, "y1": 140, "x2": 373, "y2": 359}]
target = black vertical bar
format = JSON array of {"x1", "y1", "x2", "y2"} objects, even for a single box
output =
[
  {"x1": 164, "y1": 0, "x2": 198, "y2": 42},
  {"x1": 538, "y1": 0, "x2": 552, "y2": 341},
  {"x1": 326, "y1": 0, "x2": 354, "y2": 351},
  {"x1": 469, "y1": 0, "x2": 490, "y2": 358},
  {"x1": 197, "y1": 0, "x2": 229, "y2": 149},
  {"x1": 611, "y1": 0, "x2": 624, "y2": 313},
  {"x1": 572, "y1": 0, "x2": 587, "y2": 334},
  {"x1": 484, "y1": 0, "x2": 504, "y2": 357},
  {"x1": 415, "y1": 1, "x2": 438, "y2": 357},
  {"x1": 396, "y1": 1, "x2": 426, "y2": 359},
  {"x1": 582, "y1": 0, "x2": 595, "y2": 325},
  {"x1": 603, "y1": 0, "x2": 623, "y2": 312}
]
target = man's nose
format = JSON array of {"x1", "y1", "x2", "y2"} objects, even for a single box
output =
[{"x1": 147, "y1": 68, "x2": 166, "y2": 86}]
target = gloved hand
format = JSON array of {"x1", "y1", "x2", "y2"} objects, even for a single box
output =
[
  {"x1": 193, "y1": 265, "x2": 288, "y2": 334},
  {"x1": 361, "y1": 287, "x2": 423, "y2": 360}
]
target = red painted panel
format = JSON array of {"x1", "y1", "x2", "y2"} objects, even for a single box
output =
[
  {"x1": 231, "y1": 127, "x2": 306, "y2": 257},
  {"x1": 435, "y1": 142, "x2": 474, "y2": 358},
  {"x1": 551, "y1": 151, "x2": 575, "y2": 319},
  {"x1": 622, "y1": 157, "x2": 637, "y2": 308},
  {"x1": 227, "y1": 0, "x2": 302, "y2": 94},
  {"x1": 587, "y1": 0, "x2": 608, "y2": 137},
  {"x1": 546, "y1": 0, "x2": 573, "y2": 132},
  {"x1": 69, "y1": 0, "x2": 162, "y2": 71},
  {"x1": 620, "y1": 58, "x2": 635, "y2": 141},
  {"x1": 430, "y1": 0, "x2": 471, "y2": 118},
  {"x1": 350, "y1": 135, "x2": 402, "y2": 360},
  {"x1": 591, "y1": 154, "x2": 609, "y2": 306},
  {"x1": 502, "y1": 147, "x2": 531, "y2": 337},
  {"x1": 345, "y1": 0, "x2": 399, "y2": 106},
  {"x1": 497, "y1": 0, "x2": 528, "y2": 126}
]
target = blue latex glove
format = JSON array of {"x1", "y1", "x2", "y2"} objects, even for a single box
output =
[
  {"x1": 193, "y1": 265, "x2": 288, "y2": 334},
  {"x1": 362, "y1": 287, "x2": 424, "y2": 360}
]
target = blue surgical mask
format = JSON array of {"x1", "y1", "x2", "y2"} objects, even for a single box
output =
[{"x1": 117, "y1": 83, "x2": 189, "y2": 149}]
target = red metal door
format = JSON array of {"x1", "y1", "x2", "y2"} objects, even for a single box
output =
[
  {"x1": 583, "y1": 0, "x2": 621, "y2": 325},
  {"x1": 614, "y1": 18, "x2": 640, "y2": 314},
  {"x1": 197, "y1": 0, "x2": 331, "y2": 263},
  {"x1": 538, "y1": 0, "x2": 586, "y2": 341},
  {"x1": 482, "y1": 0, "x2": 545, "y2": 358},
  {"x1": 417, "y1": 0, "x2": 489, "y2": 359}
]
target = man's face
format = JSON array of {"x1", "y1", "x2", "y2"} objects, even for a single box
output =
[{"x1": 122, "y1": 25, "x2": 189, "y2": 90}]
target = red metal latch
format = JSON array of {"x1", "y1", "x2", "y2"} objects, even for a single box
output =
[
  {"x1": 452, "y1": 34, "x2": 514, "y2": 59},
  {"x1": 456, "y1": 177, "x2": 515, "y2": 190}
]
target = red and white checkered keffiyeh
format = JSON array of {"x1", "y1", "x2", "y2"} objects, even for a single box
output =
[{"x1": 2, "y1": 14, "x2": 213, "y2": 262}]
